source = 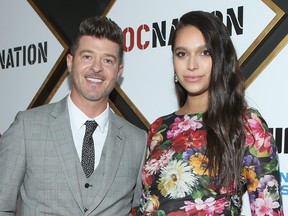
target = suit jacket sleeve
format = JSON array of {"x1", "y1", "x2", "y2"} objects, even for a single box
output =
[
  {"x1": 132, "y1": 130, "x2": 147, "y2": 208},
  {"x1": 0, "y1": 111, "x2": 26, "y2": 215}
]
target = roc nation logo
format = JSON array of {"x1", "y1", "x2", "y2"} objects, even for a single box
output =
[
  {"x1": 123, "y1": 6, "x2": 244, "y2": 52},
  {"x1": 0, "y1": 41, "x2": 48, "y2": 70},
  {"x1": 271, "y1": 127, "x2": 288, "y2": 154}
]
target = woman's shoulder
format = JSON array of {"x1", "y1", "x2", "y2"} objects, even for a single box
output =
[
  {"x1": 244, "y1": 107, "x2": 272, "y2": 145},
  {"x1": 150, "y1": 112, "x2": 175, "y2": 127},
  {"x1": 244, "y1": 107, "x2": 268, "y2": 125},
  {"x1": 244, "y1": 107, "x2": 261, "y2": 116}
]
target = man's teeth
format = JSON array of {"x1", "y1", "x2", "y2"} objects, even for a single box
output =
[{"x1": 87, "y1": 78, "x2": 102, "y2": 83}]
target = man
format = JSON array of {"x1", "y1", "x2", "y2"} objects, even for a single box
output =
[{"x1": 0, "y1": 16, "x2": 147, "y2": 215}]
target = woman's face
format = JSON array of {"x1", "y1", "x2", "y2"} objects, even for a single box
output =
[{"x1": 173, "y1": 25, "x2": 212, "y2": 100}]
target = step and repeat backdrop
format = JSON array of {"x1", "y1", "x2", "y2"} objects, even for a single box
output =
[{"x1": 0, "y1": 0, "x2": 287, "y2": 214}]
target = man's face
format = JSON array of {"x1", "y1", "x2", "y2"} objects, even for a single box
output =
[{"x1": 67, "y1": 35, "x2": 123, "y2": 105}]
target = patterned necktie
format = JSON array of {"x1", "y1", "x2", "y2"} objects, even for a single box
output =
[{"x1": 81, "y1": 120, "x2": 97, "y2": 178}]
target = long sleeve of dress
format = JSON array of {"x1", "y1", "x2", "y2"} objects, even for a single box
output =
[{"x1": 243, "y1": 108, "x2": 284, "y2": 215}]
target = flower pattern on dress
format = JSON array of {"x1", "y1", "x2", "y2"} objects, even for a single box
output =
[
  {"x1": 158, "y1": 159, "x2": 197, "y2": 198},
  {"x1": 136, "y1": 108, "x2": 283, "y2": 216}
]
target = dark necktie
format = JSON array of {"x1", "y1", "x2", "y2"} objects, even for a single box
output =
[{"x1": 81, "y1": 120, "x2": 97, "y2": 178}]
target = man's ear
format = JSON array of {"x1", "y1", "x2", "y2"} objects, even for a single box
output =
[
  {"x1": 66, "y1": 54, "x2": 73, "y2": 73},
  {"x1": 117, "y1": 64, "x2": 124, "y2": 80}
]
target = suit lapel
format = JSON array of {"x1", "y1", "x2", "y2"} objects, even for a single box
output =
[
  {"x1": 49, "y1": 98, "x2": 84, "y2": 212},
  {"x1": 88, "y1": 111, "x2": 126, "y2": 213}
]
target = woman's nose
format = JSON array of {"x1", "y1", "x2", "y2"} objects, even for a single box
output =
[{"x1": 188, "y1": 56, "x2": 199, "y2": 70}]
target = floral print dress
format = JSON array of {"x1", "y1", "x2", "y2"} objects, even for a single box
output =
[{"x1": 137, "y1": 108, "x2": 283, "y2": 216}]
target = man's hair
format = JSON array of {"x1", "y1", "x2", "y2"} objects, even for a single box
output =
[{"x1": 70, "y1": 16, "x2": 124, "y2": 63}]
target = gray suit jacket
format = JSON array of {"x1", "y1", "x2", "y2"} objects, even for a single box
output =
[{"x1": 0, "y1": 97, "x2": 147, "y2": 216}]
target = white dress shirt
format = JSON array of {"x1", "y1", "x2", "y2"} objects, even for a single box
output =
[{"x1": 67, "y1": 95, "x2": 109, "y2": 169}]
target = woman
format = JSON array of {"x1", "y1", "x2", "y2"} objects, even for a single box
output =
[{"x1": 137, "y1": 11, "x2": 284, "y2": 215}]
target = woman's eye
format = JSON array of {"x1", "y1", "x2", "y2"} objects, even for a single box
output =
[
  {"x1": 175, "y1": 52, "x2": 186, "y2": 57},
  {"x1": 201, "y1": 50, "x2": 210, "y2": 56}
]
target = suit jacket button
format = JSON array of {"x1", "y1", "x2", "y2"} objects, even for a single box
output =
[
  {"x1": 85, "y1": 183, "x2": 90, "y2": 188},
  {"x1": 84, "y1": 207, "x2": 88, "y2": 212}
]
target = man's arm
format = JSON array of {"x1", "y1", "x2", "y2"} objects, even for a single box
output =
[{"x1": 0, "y1": 112, "x2": 26, "y2": 215}]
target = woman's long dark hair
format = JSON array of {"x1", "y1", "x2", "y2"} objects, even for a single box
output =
[{"x1": 171, "y1": 11, "x2": 247, "y2": 188}]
